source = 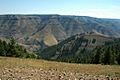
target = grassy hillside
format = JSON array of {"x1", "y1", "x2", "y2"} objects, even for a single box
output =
[
  {"x1": 44, "y1": 34, "x2": 58, "y2": 46},
  {"x1": 0, "y1": 57, "x2": 120, "y2": 79},
  {"x1": 40, "y1": 32, "x2": 120, "y2": 65}
]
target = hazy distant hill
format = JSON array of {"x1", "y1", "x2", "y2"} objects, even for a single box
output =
[{"x1": 0, "y1": 14, "x2": 120, "y2": 51}]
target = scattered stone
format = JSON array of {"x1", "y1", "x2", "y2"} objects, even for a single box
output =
[{"x1": 0, "y1": 67, "x2": 119, "y2": 80}]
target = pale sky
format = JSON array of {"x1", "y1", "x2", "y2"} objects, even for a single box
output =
[{"x1": 0, "y1": 0, "x2": 120, "y2": 19}]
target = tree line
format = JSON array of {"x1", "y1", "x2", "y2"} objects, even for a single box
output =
[
  {"x1": 91, "y1": 40, "x2": 120, "y2": 65},
  {"x1": 0, "y1": 38, "x2": 38, "y2": 59},
  {"x1": 57, "y1": 39, "x2": 120, "y2": 65}
]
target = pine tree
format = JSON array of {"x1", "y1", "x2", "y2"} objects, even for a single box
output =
[
  {"x1": 93, "y1": 48, "x2": 100, "y2": 64},
  {"x1": 7, "y1": 37, "x2": 16, "y2": 57}
]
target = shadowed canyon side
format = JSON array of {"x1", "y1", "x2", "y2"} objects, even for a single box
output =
[{"x1": 0, "y1": 15, "x2": 120, "y2": 51}]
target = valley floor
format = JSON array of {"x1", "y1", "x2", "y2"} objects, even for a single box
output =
[{"x1": 0, "y1": 57, "x2": 120, "y2": 80}]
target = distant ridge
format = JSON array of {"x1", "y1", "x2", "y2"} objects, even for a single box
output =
[{"x1": 0, "y1": 14, "x2": 120, "y2": 51}]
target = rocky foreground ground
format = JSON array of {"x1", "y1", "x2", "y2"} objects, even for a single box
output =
[
  {"x1": 0, "y1": 67, "x2": 120, "y2": 80},
  {"x1": 0, "y1": 57, "x2": 120, "y2": 80}
]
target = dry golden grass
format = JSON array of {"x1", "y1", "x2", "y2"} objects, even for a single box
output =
[
  {"x1": 0, "y1": 56, "x2": 120, "y2": 77},
  {"x1": 44, "y1": 34, "x2": 58, "y2": 46}
]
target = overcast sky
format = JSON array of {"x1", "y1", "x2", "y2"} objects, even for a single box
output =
[{"x1": 0, "y1": 0, "x2": 120, "y2": 19}]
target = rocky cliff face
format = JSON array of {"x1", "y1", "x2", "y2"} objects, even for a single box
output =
[{"x1": 0, "y1": 15, "x2": 120, "y2": 51}]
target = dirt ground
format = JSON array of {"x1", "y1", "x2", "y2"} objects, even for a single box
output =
[{"x1": 0, "y1": 57, "x2": 120, "y2": 80}]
